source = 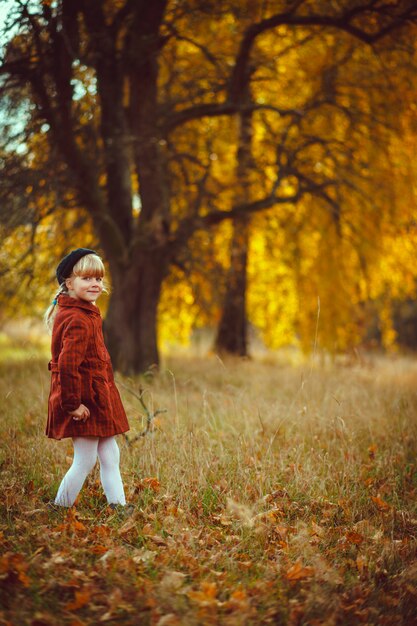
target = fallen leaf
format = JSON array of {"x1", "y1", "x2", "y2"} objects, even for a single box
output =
[
  {"x1": 356, "y1": 554, "x2": 367, "y2": 574},
  {"x1": 137, "y1": 477, "x2": 161, "y2": 492},
  {"x1": 131, "y1": 548, "x2": 156, "y2": 564},
  {"x1": 156, "y1": 615, "x2": 181, "y2": 626},
  {"x1": 160, "y1": 571, "x2": 186, "y2": 592},
  {"x1": 118, "y1": 518, "x2": 137, "y2": 536},
  {"x1": 275, "y1": 525, "x2": 291, "y2": 538},
  {"x1": 142, "y1": 523, "x2": 154, "y2": 535},
  {"x1": 24, "y1": 509, "x2": 47, "y2": 517},
  {"x1": 30, "y1": 613, "x2": 54, "y2": 626},
  {"x1": 345, "y1": 531, "x2": 365, "y2": 545},
  {"x1": 90, "y1": 545, "x2": 109, "y2": 555},
  {"x1": 311, "y1": 521, "x2": 325, "y2": 538},
  {"x1": 371, "y1": 495, "x2": 391, "y2": 512},
  {"x1": 188, "y1": 581, "x2": 217, "y2": 605},
  {"x1": 91, "y1": 525, "x2": 111, "y2": 538},
  {"x1": 0, "y1": 552, "x2": 30, "y2": 587},
  {"x1": 146, "y1": 534, "x2": 167, "y2": 547},
  {"x1": 73, "y1": 520, "x2": 87, "y2": 532},
  {"x1": 264, "y1": 488, "x2": 289, "y2": 502},
  {"x1": 230, "y1": 588, "x2": 247, "y2": 601},
  {"x1": 285, "y1": 559, "x2": 315, "y2": 582},
  {"x1": 99, "y1": 612, "x2": 114, "y2": 623},
  {"x1": 65, "y1": 588, "x2": 91, "y2": 611}
]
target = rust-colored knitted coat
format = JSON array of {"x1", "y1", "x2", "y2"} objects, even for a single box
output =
[{"x1": 46, "y1": 294, "x2": 130, "y2": 440}]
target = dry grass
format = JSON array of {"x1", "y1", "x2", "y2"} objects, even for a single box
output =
[{"x1": 1, "y1": 351, "x2": 417, "y2": 625}]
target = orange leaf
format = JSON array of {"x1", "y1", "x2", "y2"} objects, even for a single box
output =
[
  {"x1": 286, "y1": 559, "x2": 314, "y2": 582},
  {"x1": 345, "y1": 531, "x2": 365, "y2": 545},
  {"x1": 18, "y1": 569, "x2": 30, "y2": 587},
  {"x1": 92, "y1": 525, "x2": 111, "y2": 537},
  {"x1": 311, "y1": 521, "x2": 325, "y2": 538},
  {"x1": 356, "y1": 554, "x2": 367, "y2": 574},
  {"x1": 201, "y1": 581, "x2": 217, "y2": 598},
  {"x1": 275, "y1": 525, "x2": 290, "y2": 538},
  {"x1": 371, "y1": 495, "x2": 391, "y2": 512},
  {"x1": 65, "y1": 588, "x2": 91, "y2": 611},
  {"x1": 25, "y1": 479, "x2": 35, "y2": 494},
  {"x1": 142, "y1": 523, "x2": 154, "y2": 535},
  {"x1": 230, "y1": 589, "x2": 247, "y2": 601},
  {"x1": 90, "y1": 545, "x2": 109, "y2": 555},
  {"x1": 138, "y1": 477, "x2": 160, "y2": 492},
  {"x1": 188, "y1": 581, "x2": 217, "y2": 605},
  {"x1": 0, "y1": 552, "x2": 30, "y2": 587}
]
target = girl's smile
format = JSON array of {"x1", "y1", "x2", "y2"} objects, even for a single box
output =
[{"x1": 66, "y1": 275, "x2": 103, "y2": 303}]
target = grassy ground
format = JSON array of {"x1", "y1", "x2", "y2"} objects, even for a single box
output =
[{"x1": 1, "y1": 351, "x2": 417, "y2": 625}]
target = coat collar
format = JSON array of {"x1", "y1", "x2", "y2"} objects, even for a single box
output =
[{"x1": 58, "y1": 293, "x2": 101, "y2": 316}]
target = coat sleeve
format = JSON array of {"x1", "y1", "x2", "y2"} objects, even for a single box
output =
[{"x1": 58, "y1": 314, "x2": 91, "y2": 412}]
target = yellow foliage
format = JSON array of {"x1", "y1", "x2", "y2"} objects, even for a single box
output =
[
  {"x1": 158, "y1": 268, "x2": 199, "y2": 347},
  {"x1": 2, "y1": 1, "x2": 417, "y2": 357}
]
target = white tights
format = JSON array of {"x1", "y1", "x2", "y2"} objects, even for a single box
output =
[{"x1": 55, "y1": 436, "x2": 126, "y2": 507}]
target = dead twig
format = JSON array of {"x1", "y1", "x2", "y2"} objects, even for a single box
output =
[{"x1": 116, "y1": 379, "x2": 167, "y2": 445}]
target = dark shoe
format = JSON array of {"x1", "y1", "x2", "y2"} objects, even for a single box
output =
[
  {"x1": 108, "y1": 503, "x2": 135, "y2": 516},
  {"x1": 46, "y1": 501, "x2": 64, "y2": 512}
]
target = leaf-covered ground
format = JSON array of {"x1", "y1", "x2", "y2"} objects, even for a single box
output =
[{"x1": 1, "y1": 353, "x2": 417, "y2": 625}]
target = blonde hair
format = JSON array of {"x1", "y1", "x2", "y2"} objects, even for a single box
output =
[
  {"x1": 44, "y1": 253, "x2": 106, "y2": 330},
  {"x1": 72, "y1": 253, "x2": 105, "y2": 279}
]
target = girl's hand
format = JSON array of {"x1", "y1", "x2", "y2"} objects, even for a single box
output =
[{"x1": 69, "y1": 404, "x2": 90, "y2": 422}]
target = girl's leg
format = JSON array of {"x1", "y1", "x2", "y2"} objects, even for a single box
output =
[
  {"x1": 54, "y1": 437, "x2": 99, "y2": 506},
  {"x1": 97, "y1": 437, "x2": 126, "y2": 505}
]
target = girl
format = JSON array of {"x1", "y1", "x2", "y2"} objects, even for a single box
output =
[{"x1": 45, "y1": 248, "x2": 130, "y2": 508}]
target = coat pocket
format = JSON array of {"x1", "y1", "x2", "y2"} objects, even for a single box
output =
[
  {"x1": 91, "y1": 375, "x2": 112, "y2": 410},
  {"x1": 80, "y1": 371, "x2": 93, "y2": 404},
  {"x1": 95, "y1": 349, "x2": 114, "y2": 384}
]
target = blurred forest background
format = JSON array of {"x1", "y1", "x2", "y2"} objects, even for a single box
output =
[{"x1": 1, "y1": 0, "x2": 417, "y2": 373}]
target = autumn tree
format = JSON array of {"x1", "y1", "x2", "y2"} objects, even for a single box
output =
[
  {"x1": 1, "y1": 0, "x2": 417, "y2": 372},
  {"x1": 213, "y1": 4, "x2": 417, "y2": 355}
]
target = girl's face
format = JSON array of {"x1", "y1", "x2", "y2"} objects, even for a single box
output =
[{"x1": 66, "y1": 274, "x2": 104, "y2": 303}]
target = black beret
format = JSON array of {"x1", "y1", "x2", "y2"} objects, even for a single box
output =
[{"x1": 56, "y1": 248, "x2": 98, "y2": 285}]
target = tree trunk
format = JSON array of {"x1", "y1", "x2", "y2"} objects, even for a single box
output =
[
  {"x1": 103, "y1": 249, "x2": 169, "y2": 375},
  {"x1": 215, "y1": 98, "x2": 253, "y2": 356},
  {"x1": 215, "y1": 215, "x2": 250, "y2": 356}
]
